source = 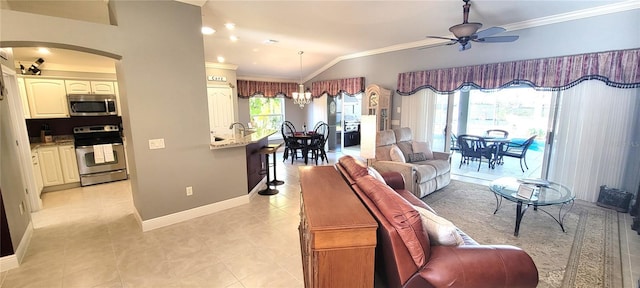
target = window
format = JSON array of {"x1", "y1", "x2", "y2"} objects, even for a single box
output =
[{"x1": 249, "y1": 97, "x2": 285, "y2": 133}]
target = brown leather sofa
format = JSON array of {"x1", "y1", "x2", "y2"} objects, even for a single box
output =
[{"x1": 336, "y1": 155, "x2": 538, "y2": 288}]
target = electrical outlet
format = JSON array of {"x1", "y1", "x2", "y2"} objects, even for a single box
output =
[
  {"x1": 186, "y1": 186, "x2": 193, "y2": 196},
  {"x1": 149, "y1": 138, "x2": 165, "y2": 150}
]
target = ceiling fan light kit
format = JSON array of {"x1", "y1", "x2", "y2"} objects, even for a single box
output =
[{"x1": 426, "y1": 0, "x2": 519, "y2": 52}]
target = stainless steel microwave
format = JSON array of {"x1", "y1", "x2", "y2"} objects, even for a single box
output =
[{"x1": 67, "y1": 94, "x2": 118, "y2": 116}]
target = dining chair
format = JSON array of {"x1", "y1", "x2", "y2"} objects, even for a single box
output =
[
  {"x1": 501, "y1": 135, "x2": 537, "y2": 172},
  {"x1": 281, "y1": 122, "x2": 304, "y2": 163},
  {"x1": 450, "y1": 133, "x2": 459, "y2": 152},
  {"x1": 307, "y1": 122, "x2": 329, "y2": 165},
  {"x1": 457, "y1": 134, "x2": 494, "y2": 171}
]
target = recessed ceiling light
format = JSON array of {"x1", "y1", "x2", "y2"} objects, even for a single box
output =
[
  {"x1": 225, "y1": 23, "x2": 235, "y2": 30},
  {"x1": 262, "y1": 39, "x2": 278, "y2": 45},
  {"x1": 37, "y1": 48, "x2": 50, "y2": 54},
  {"x1": 229, "y1": 35, "x2": 238, "y2": 42},
  {"x1": 201, "y1": 26, "x2": 215, "y2": 35},
  {"x1": 217, "y1": 56, "x2": 225, "y2": 63}
]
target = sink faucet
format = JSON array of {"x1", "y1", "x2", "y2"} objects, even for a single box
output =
[{"x1": 229, "y1": 122, "x2": 246, "y2": 134}]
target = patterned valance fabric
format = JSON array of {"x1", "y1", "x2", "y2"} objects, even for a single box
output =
[
  {"x1": 237, "y1": 80, "x2": 299, "y2": 98},
  {"x1": 397, "y1": 48, "x2": 640, "y2": 95},
  {"x1": 311, "y1": 77, "x2": 365, "y2": 97}
]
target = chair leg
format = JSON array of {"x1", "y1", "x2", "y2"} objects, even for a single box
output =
[
  {"x1": 519, "y1": 158, "x2": 525, "y2": 173},
  {"x1": 523, "y1": 156, "x2": 529, "y2": 170},
  {"x1": 283, "y1": 148, "x2": 289, "y2": 162}
]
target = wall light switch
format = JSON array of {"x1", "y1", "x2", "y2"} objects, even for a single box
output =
[
  {"x1": 397, "y1": 107, "x2": 401, "y2": 113},
  {"x1": 391, "y1": 120, "x2": 400, "y2": 126},
  {"x1": 149, "y1": 138, "x2": 165, "y2": 150}
]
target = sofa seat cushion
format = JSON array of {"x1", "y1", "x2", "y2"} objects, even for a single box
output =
[
  {"x1": 356, "y1": 175, "x2": 430, "y2": 267},
  {"x1": 413, "y1": 159, "x2": 451, "y2": 176},
  {"x1": 413, "y1": 164, "x2": 437, "y2": 183}
]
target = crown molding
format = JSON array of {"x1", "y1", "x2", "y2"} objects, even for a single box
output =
[
  {"x1": 205, "y1": 62, "x2": 238, "y2": 70},
  {"x1": 306, "y1": 0, "x2": 640, "y2": 81}
]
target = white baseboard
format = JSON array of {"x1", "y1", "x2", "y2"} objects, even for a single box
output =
[
  {"x1": 138, "y1": 194, "x2": 251, "y2": 232},
  {"x1": 0, "y1": 220, "x2": 33, "y2": 272}
]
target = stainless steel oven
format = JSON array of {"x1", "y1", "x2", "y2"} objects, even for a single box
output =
[{"x1": 73, "y1": 125, "x2": 128, "y2": 186}]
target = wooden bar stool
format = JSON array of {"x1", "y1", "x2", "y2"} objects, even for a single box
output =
[{"x1": 258, "y1": 142, "x2": 284, "y2": 195}]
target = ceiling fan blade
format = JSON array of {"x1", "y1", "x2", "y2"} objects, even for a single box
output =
[
  {"x1": 418, "y1": 41, "x2": 455, "y2": 50},
  {"x1": 474, "y1": 26, "x2": 506, "y2": 39},
  {"x1": 474, "y1": 35, "x2": 519, "y2": 43},
  {"x1": 426, "y1": 35, "x2": 458, "y2": 42}
]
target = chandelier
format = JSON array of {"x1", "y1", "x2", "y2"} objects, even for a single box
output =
[{"x1": 292, "y1": 51, "x2": 311, "y2": 108}]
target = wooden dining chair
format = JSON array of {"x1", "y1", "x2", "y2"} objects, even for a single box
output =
[
  {"x1": 307, "y1": 122, "x2": 329, "y2": 165},
  {"x1": 281, "y1": 121, "x2": 304, "y2": 163}
]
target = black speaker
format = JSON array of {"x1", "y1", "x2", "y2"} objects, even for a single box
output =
[{"x1": 597, "y1": 185, "x2": 632, "y2": 213}]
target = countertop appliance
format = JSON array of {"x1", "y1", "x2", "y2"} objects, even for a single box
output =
[
  {"x1": 68, "y1": 94, "x2": 118, "y2": 116},
  {"x1": 73, "y1": 125, "x2": 127, "y2": 186}
]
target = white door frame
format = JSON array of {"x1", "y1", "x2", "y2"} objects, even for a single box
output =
[{"x1": 2, "y1": 64, "x2": 42, "y2": 211}]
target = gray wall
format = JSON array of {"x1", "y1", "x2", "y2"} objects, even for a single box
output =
[
  {"x1": 307, "y1": 9, "x2": 640, "y2": 125},
  {"x1": 1, "y1": 0, "x2": 249, "y2": 225}
]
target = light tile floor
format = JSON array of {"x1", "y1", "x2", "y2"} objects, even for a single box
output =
[{"x1": 1, "y1": 147, "x2": 637, "y2": 287}]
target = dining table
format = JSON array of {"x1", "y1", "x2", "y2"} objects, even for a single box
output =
[{"x1": 290, "y1": 131, "x2": 315, "y2": 165}]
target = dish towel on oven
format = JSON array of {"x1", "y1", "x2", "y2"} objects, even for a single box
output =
[
  {"x1": 103, "y1": 144, "x2": 114, "y2": 162},
  {"x1": 93, "y1": 144, "x2": 114, "y2": 164},
  {"x1": 93, "y1": 144, "x2": 105, "y2": 164}
]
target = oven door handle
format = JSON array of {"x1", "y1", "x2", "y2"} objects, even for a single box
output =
[{"x1": 76, "y1": 143, "x2": 123, "y2": 149}]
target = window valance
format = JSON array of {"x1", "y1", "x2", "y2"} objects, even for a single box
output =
[
  {"x1": 237, "y1": 80, "x2": 299, "y2": 99},
  {"x1": 397, "y1": 48, "x2": 640, "y2": 95},
  {"x1": 311, "y1": 77, "x2": 365, "y2": 97}
]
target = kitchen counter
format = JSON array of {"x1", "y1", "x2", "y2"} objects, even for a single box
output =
[
  {"x1": 30, "y1": 139, "x2": 74, "y2": 150},
  {"x1": 210, "y1": 129, "x2": 277, "y2": 150}
]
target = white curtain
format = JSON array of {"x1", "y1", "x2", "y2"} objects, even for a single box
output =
[
  {"x1": 548, "y1": 80, "x2": 640, "y2": 202},
  {"x1": 400, "y1": 90, "x2": 436, "y2": 143}
]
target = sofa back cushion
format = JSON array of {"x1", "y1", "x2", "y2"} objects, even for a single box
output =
[
  {"x1": 338, "y1": 155, "x2": 369, "y2": 182},
  {"x1": 356, "y1": 175, "x2": 430, "y2": 267},
  {"x1": 375, "y1": 130, "x2": 396, "y2": 161}
]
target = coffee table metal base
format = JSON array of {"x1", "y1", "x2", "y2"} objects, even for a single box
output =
[{"x1": 493, "y1": 194, "x2": 574, "y2": 236}]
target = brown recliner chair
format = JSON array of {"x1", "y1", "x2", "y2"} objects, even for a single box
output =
[{"x1": 336, "y1": 155, "x2": 539, "y2": 288}]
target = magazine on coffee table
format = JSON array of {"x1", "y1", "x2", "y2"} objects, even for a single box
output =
[{"x1": 518, "y1": 178, "x2": 550, "y2": 187}]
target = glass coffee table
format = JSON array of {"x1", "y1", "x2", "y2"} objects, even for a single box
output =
[{"x1": 489, "y1": 177, "x2": 575, "y2": 236}]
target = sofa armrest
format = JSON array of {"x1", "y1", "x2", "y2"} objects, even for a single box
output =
[
  {"x1": 421, "y1": 245, "x2": 538, "y2": 288},
  {"x1": 432, "y1": 151, "x2": 452, "y2": 162},
  {"x1": 380, "y1": 172, "x2": 405, "y2": 190},
  {"x1": 371, "y1": 161, "x2": 417, "y2": 193}
]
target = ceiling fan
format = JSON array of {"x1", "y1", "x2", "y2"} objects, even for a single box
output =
[{"x1": 426, "y1": 0, "x2": 519, "y2": 51}]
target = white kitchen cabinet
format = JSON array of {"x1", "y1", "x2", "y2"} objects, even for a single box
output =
[
  {"x1": 37, "y1": 146, "x2": 65, "y2": 186},
  {"x1": 65, "y1": 80, "x2": 115, "y2": 94},
  {"x1": 58, "y1": 144, "x2": 80, "y2": 183},
  {"x1": 17, "y1": 77, "x2": 31, "y2": 119},
  {"x1": 31, "y1": 150, "x2": 44, "y2": 196},
  {"x1": 25, "y1": 78, "x2": 69, "y2": 118},
  {"x1": 37, "y1": 144, "x2": 80, "y2": 187}
]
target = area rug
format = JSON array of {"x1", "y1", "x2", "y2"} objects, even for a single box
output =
[{"x1": 423, "y1": 180, "x2": 621, "y2": 288}]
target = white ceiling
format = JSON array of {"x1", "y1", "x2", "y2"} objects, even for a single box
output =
[{"x1": 7, "y1": 0, "x2": 636, "y2": 81}]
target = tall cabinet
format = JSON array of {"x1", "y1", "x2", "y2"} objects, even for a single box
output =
[{"x1": 364, "y1": 84, "x2": 392, "y2": 131}]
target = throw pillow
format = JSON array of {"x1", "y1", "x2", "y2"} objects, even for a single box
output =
[
  {"x1": 367, "y1": 167, "x2": 386, "y2": 184},
  {"x1": 389, "y1": 145, "x2": 406, "y2": 163},
  {"x1": 414, "y1": 205, "x2": 464, "y2": 246},
  {"x1": 407, "y1": 152, "x2": 428, "y2": 163},
  {"x1": 412, "y1": 141, "x2": 434, "y2": 160}
]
